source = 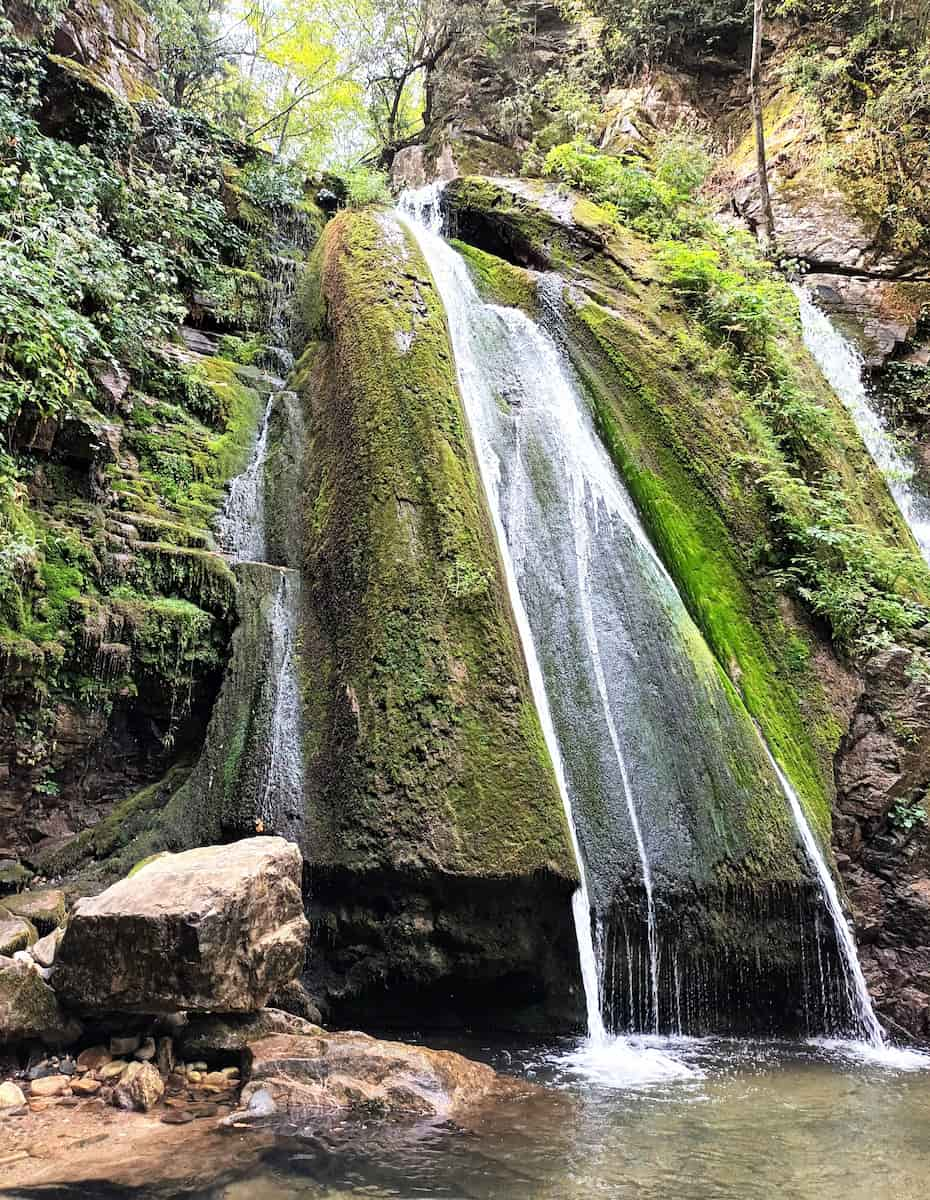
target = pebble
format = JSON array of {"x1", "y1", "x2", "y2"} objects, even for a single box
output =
[
  {"x1": 30, "y1": 1075, "x2": 69, "y2": 1097},
  {"x1": 57, "y1": 1096, "x2": 80, "y2": 1108},
  {"x1": 187, "y1": 1070, "x2": 202, "y2": 1083},
  {"x1": 70, "y1": 1078, "x2": 102, "y2": 1096},
  {"x1": 27, "y1": 1063, "x2": 54, "y2": 1081},
  {"x1": 0, "y1": 1081, "x2": 26, "y2": 1108},
  {"x1": 58, "y1": 1057, "x2": 76, "y2": 1077}
]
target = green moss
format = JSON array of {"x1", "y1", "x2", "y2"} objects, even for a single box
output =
[
  {"x1": 298, "y1": 210, "x2": 576, "y2": 880},
  {"x1": 451, "y1": 241, "x2": 539, "y2": 314},
  {"x1": 36, "y1": 764, "x2": 192, "y2": 880},
  {"x1": 565, "y1": 294, "x2": 838, "y2": 834}
]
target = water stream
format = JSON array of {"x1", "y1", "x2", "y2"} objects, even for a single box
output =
[
  {"x1": 398, "y1": 186, "x2": 909, "y2": 1063},
  {"x1": 796, "y1": 286, "x2": 930, "y2": 562}
]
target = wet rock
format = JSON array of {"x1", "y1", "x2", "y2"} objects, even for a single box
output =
[
  {"x1": 268, "y1": 978, "x2": 323, "y2": 1023},
  {"x1": 181, "y1": 1008, "x2": 322, "y2": 1058},
  {"x1": 0, "y1": 912, "x2": 36, "y2": 957},
  {"x1": 242, "y1": 1031, "x2": 528, "y2": 1121},
  {"x1": 246, "y1": 1086, "x2": 276, "y2": 1116},
  {"x1": 112, "y1": 1061, "x2": 164, "y2": 1112},
  {"x1": 53, "y1": 838, "x2": 308, "y2": 1014},
  {"x1": 3, "y1": 891, "x2": 66, "y2": 936},
  {"x1": 0, "y1": 957, "x2": 82, "y2": 1046},
  {"x1": 156, "y1": 1036, "x2": 175, "y2": 1076},
  {"x1": 0, "y1": 1081, "x2": 25, "y2": 1108}
]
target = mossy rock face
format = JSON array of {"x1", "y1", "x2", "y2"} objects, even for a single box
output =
[
  {"x1": 0, "y1": 911, "x2": 37, "y2": 956},
  {"x1": 440, "y1": 177, "x2": 929, "y2": 848},
  {"x1": 300, "y1": 209, "x2": 576, "y2": 882},
  {"x1": 3, "y1": 889, "x2": 67, "y2": 935},
  {"x1": 0, "y1": 957, "x2": 81, "y2": 1046},
  {"x1": 295, "y1": 209, "x2": 581, "y2": 1028}
]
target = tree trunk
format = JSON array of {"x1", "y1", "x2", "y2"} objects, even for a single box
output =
[{"x1": 750, "y1": 0, "x2": 776, "y2": 247}]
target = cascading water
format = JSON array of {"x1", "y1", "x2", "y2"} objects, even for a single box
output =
[
  {"x1": 217, "y1": 389, "x2": 276, "y2": 563},
  {"x1": 398, "y1": 184, "x2": 906, "y2": 1064},
  {"x1": 760, "y1": 743, "x2": 885, "y2": 1047},
  {"x1": 796, "y1": 286, "x2": 930, "y2": 562}
]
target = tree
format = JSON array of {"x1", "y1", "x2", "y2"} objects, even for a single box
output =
[{"x1": 749, "y1": 0, "x2": 776, "y2": 246}]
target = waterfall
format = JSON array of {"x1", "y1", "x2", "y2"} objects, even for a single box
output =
[
  {"x1": 795, "y1": 287, "x2": 930, "y2": 563},
  {"x1": 398, "y1": 185, "x2": 899, "y2": 1054},
  {"x1": 760, "y1": 742, "x2": 885, "y2": 1046},
  {"x1": 217, "y1": 389, "x2": 276, "y2": 564}
]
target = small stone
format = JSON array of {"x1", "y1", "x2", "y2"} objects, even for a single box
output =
[
  {"x1": 156, "y1": 1036, "x2": 175, "y2": 1076},
  {"x1": 112, "y1": 1061, "x2": 164, "y2": 1112},
  {"x1": 134, "y1": 1036, "x2": 156, "y2": 1061},
  {"x1": 0, "y1": 912, "x2": 36, "y2": 957},
  {"x1": 0, "y1": 1081, "x2": 26, "y2": 1108},
  {"x1": 58, "y1": 1057, "x2": 76, "y2": 1076},
  {"x1": 57, "y1": 1096, "x2": 80, "y2": 1107},
  {"x1": 221, "y1": 1066, "x2": 240, "y2": 1080},
  {"x1": 202, "y1": 1071, "x2": 230, "y2": 1088},
  {"x1": 189, "y1": 1061, "x2": 208, "y2": 1072},
  {"x1": 76, "y1": 1046, "x2": 111, "y2": 1071},
  {"x1": 161, "y1": 1109, "x2": 194, "y2": 1124},
  {"x1": 28, "y1": 1098, "x2": 56, "y2": 1112},
  {"x1": 246, "y1": 1087, "x2": 276, "y2": 1117},
  {"x1": 187, "y1": 1070, "x2": 202, "y2": 1083},
  {"x1": 30, "y1": 1075, "x2": 69, "y2": 1097},
  {"x1": 70, "y1": 1077, "x2": 102, "y2": 1096},
  {"x1": 28, "y1": 1063, "x2": 54, "y2": 1081},
  {"x1": 98, "y1": 1060, "x2": 128, "y2": 1081},
  {"x1": 110, "y1": 1034, "x2": 141, "y2": 1057}
]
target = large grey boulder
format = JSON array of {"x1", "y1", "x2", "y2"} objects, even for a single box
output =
[{"x1": 52, "y1": 837, "x2": 309, "y2": 1014}]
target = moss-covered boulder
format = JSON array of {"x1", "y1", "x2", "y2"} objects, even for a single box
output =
[
  {"x1": 0, "y1": 956, "x2": 81, "y2": 1046},
  {"x1": 296, "y1": 209, "x2": 581, "y2": 1029}
]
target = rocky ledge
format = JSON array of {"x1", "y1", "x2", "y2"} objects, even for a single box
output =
[{"x1": 0, "y1": 835, "x2": 526, "y2": 1190}]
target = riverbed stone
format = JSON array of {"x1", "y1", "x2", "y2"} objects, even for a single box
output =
[
  {"x1": 0, "y1": 1081, "x2": 25, "y2": 1108},
  {"x1": 29, "y1": 928, "x2": 60, "y2": 969},
  {"x1": 30, "y1": 1075, "x2": 69, "y2": 1097},
  {"x1": 53, "y1": 838, "x2": 308, "y2": 1014},
  {"x1": 181, "y1": 1007, "x2": 322, "y2": 1057},
  {"x1": 112, "y1": 1061, "x2": 164, "y2": 1111},
  {"x1": 0, "y1": 957, "x2": 81, "y2": 1046},
  {"x1": 241, "y1": 1031, "x2": 529, "y2": 1120}
]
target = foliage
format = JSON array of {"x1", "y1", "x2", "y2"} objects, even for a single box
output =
[
  {"x1": 888, "y1": 794, "x2": 929, "y2": 833},
  {"x1": 342, "y1": 165, "x2": 391, "y2": 207},
  {"x1": 542, "y1": 130, "x2": 711, "y2": 237},
  {"x1": 561, "y1": 0, "x2": 751, "y2": 74},
  {"x1": 781, "y1": 17, "x2": 930, "y2": 256}
]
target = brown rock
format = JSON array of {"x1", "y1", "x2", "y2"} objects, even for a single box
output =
[
  {"x1": 243, "y1": 1031, "x2": 527, "y2": 1121},
  {"x1": 30, "y1": 1075, "x2": 70, "y2": 1097},
  {"x1": 70, "y1": 1078, "x2": 102, "y2": 1096},
  {"x1": 161, "y1": 1109, "x2": 193, "y2": 1124},
  {"x1": 112, "y1": 1061, "x2": 164, "y2": 1112},
  {"x1": 53, "y1": 838, "x2": 308, "y2": 1014},
  {"x1": 76, "y1": 1045, "x2": 111, "y2": 1071}
]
